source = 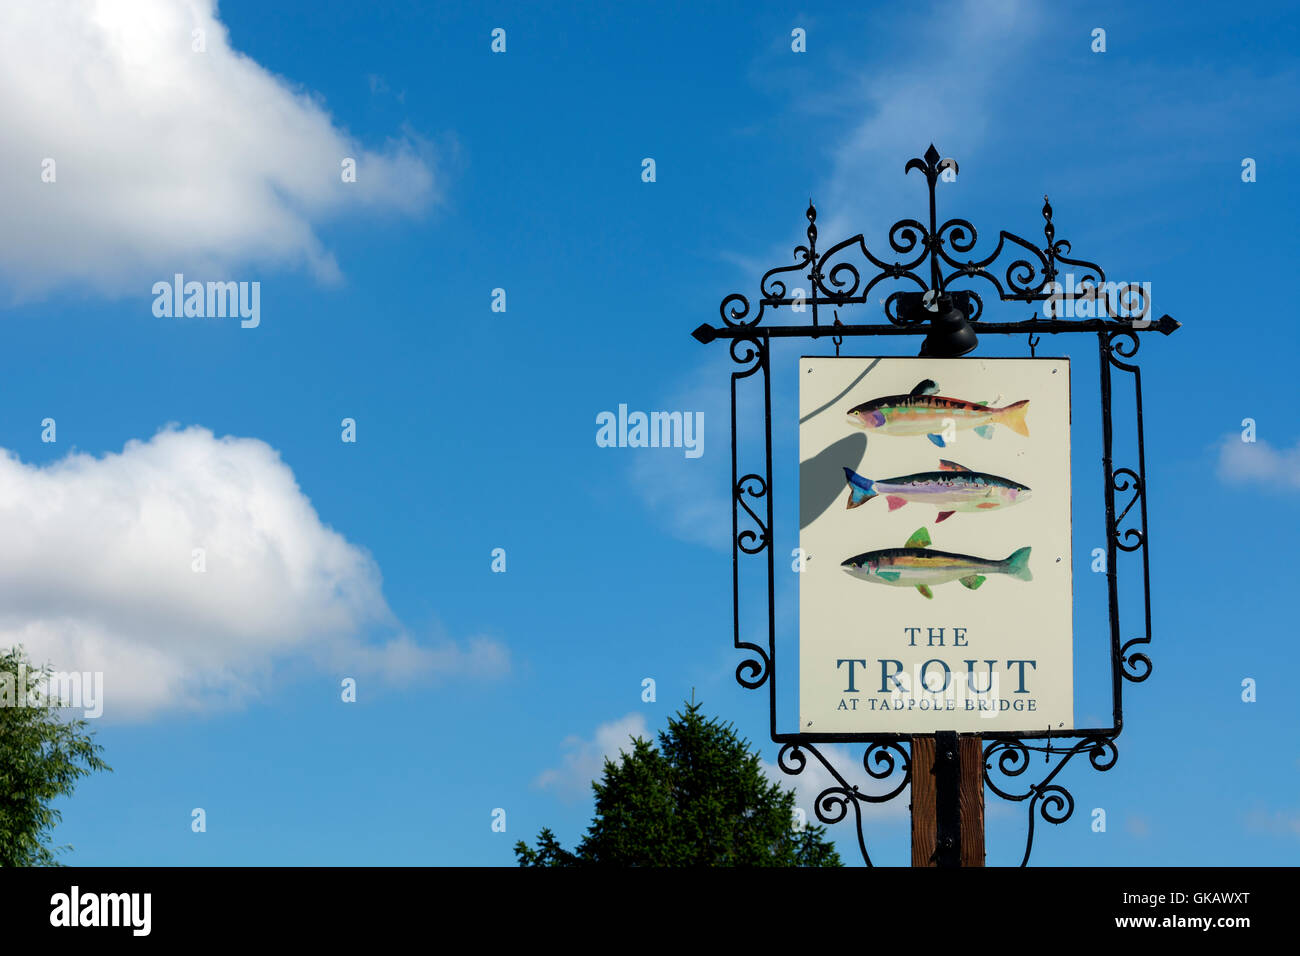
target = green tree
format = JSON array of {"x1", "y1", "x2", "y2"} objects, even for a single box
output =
[
  {"x1": 0, "y1": 645, "x2": 111, "y2": 866},
  {"x1": 515, "y1": 703, "x2": 841, "y2": 866}
]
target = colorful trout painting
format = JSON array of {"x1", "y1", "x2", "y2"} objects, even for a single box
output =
[
  {"x1": 841, "y1": 527, "x2": 1032, "y2": 599},
  {"x1": 846, "y1": 379, "x2": 1030, "y2": 447},
  {"x1": 842, "y1": 459, "x2": 1030, "y2": 522}
]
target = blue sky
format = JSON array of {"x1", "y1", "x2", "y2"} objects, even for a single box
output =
[{"x1": 2, "y1": 0, "x2": 1297, "y2": 865}]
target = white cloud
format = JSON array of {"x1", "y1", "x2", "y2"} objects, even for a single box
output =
[
  {"x1": 633, "y1": 1, "x2": 1041, "y2": 548},
  {"x1": 819, "y1": 0, "x2": 1041, "y2": 240},
  {"x1": 0, "y1": 0, "x2": 435, "y2": 297},
  {"x1": 534, "y1": 712, "x2": 650, "y2": 802},
  {"x1": 1246, "y1": 809, "x2": 1300, "y2": 839},
  {"x1": 0, "y1": 425, "x2": 505, "y2": 717},
  {"x1": 1216, "y1": 435, "x2": 1300, "y2": 490}
]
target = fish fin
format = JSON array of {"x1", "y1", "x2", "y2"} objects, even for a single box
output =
[
  {"x1": 904, "y1": 527, "x2": 931, "y2": 549},
  {"x1": 975, "y1": 502, "x2": 999, "y2": 509},
  {"x1": 1004, "y1": 546, "x2": 1033, "y2": 582},
  {"x1": 935, "y1": 510, "x2": 955, "y2": 523},
  {"x1": 916, "y1": 584, "x2": 934, "y2": 599},
  {"x1": 998, "y1": 399, "x2": 1031, "y2": 437},
  {"x1": 842, "y1": 467, "x2": 876, "y2": 508},
  {"x1": 877, "y1": 571, "x2": 901, "y2": 582},
  {"x1": 927, "y1": 433, "x2": 947, "y2": 448},
  {"x1": 910, "y1": 379, "x2": 940, "y2": 396},
  {"x1": 959, "y1": 574, "x2": 986, "y2": 590},
  {"x1": 938, "y1": 459, "x2": 971, "y2": 472},
  {"x1": 886, "y1": 495, "x2": 908, "y2": 511},
  {"x1": 973, "y1": 424, "x2": 994, "y2": 439}
]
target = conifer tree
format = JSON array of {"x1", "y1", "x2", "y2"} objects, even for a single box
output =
[{"x1": 515, "y1": 703, "x2": 841, "y2": 867}]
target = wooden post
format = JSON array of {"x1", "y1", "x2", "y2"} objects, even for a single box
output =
[
  {"x1": 958, "y1": 735, "x2": 985, "y2": 866},
  {"x1": 910, "y1": 733, "x2": 985, "y2": 866},
  {"x1": 910, "y1": 736, "x2": 937, "y2": 866}
]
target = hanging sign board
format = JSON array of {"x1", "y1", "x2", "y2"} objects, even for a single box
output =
[{"x1": 798, "y1": 357, "x2": 1073, "y2": 734}]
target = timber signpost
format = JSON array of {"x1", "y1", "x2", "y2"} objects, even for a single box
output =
[{"x1": 691, "y1": 145, "x2": 1177, "y2": 866}]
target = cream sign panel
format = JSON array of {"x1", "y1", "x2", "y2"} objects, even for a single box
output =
[{"x1": 798, "y1": 357, "x2": 1073, "y2": 734}]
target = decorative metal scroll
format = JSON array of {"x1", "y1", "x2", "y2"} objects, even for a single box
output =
[{"x1": 695, "y1": 146, "x2": 1178, "y2": 866}]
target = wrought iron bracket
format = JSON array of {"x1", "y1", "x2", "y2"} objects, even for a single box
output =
[{"x1": 696, "y1": 146, "x2": 1177, "y2": 866}]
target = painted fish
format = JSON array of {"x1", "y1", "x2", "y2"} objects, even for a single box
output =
[
  {"x1": 846, "y1": 379, "x2": 1030, "y2": 447},
  {"x1": 841, "y1": 527, "x2": 1032, "y2": 599},
  {"x1": 842, "y1": 459, "x2": 1030, "y2": 522}
]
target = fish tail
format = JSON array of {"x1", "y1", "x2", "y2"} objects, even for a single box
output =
[
  {"x1": 842, "y1": 467, "x2": 876, "y2": 508},
  {"x1": 998, "y1": 399, "x2": 1030, "y2": 437},
  {"x1": 1003, "y1": 546, "x2": 1033, "y2": 582}
]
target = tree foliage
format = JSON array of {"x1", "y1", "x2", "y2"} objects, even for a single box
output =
[
  {"x1": 0, "y1": 646, "x2": 111, "y2": 866},
  {"x1": 515, "y1": 703, "x2": 841, "y2": 866}
]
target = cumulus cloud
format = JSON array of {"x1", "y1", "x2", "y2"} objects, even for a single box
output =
[
  {"x1": 0, "y1": 0, "x2": 435, "y2": 297},
  {"x1": 1216, "y1": 434, "x2": 1300, "y2": 490},
  {"x1": 633, "y1": 1, "x2": 1041, "y2": 549},
  {"x1": 0, "y1": 426, "x2": 505, "y2": 717},
  {"x1": 819, "y1": 0, "x2": 1041, "y2": 240},
  {"x1": 534, "y1": 712, "x2": 650, "y2": 802}
]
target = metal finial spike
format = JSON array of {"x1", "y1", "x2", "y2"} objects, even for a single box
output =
[
  {"x1": 924, "y1": 143, "x2": 941, "y2": 166},
  {"x1": 806, "y1": 199, "x2": 817, "y2": 222}
]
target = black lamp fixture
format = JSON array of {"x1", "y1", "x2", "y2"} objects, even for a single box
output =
[{"x1": 901, "y1": 289, "x2": 978, "y2": 357}]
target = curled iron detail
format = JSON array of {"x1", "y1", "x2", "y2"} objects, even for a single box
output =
[
  {"x1": 937, "y1": 217, "x2": 978, "y2": 255},
  {"x1": 734, "y1": 473, "x2": 769, "y2": 555},
  {"x1": 760, "y1": 256, "x2": 811, "y2": 303},
  {"x1": 889, "y1": 219, "x2": 930, "y2": 257},
  {"x1": 861, "y1": 742, "x2": 911, "y2": 802},
  {"x1": 1120, "y1": 637, "x2": 1153, "y2": 682},
  {"x1": 777, "y1": 742, "x2": 912, "y2": 867},
  {"x1": 720, "y1": 292, "x2": 756, "y2": 328},
  {"x1": 1111, "y1": 468, "x2": 1145, "y2": 553},
  {"x1": 1106, "y1": 328, "x2": 1142, "y2": 369},
  {"x1": 734, "y1": 649, "x2": 770, "y2": 690},
  {"x1": 729, "y1": 335, "x2": 765, "y2": 379},
  {"x1": 984, "y1": 735, "x2": 1118, "y2": 866}
]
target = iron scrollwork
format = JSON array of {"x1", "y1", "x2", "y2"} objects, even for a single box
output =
[
  {"x1": 779, "y1": 742, "x2": 911, "y2": 867},
  {"x1": 707, "y1": 146, "x2": 1174, "y2": 865},
  {"x1": 984, "y1": 736, "x2": 1119, "y2": 867},
  {"x1": 1102, "y1": 329, "x2": 1155, "y2": 687}
]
